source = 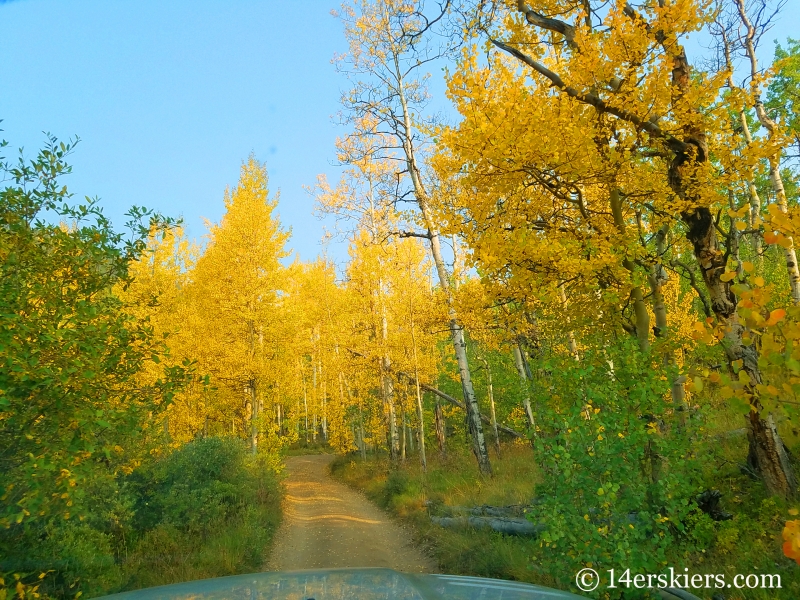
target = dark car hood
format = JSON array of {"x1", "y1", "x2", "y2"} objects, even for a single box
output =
[{"x1": 95, "y1": 568, "x2": 588, "y2": 600}]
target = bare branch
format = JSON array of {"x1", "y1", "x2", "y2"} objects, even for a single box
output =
[{"x1": 516, "y1": 0, "x2": 576, "y2": 47}]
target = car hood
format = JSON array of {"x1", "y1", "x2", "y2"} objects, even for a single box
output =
[{"x1": 95, "y1": 568, "x2": 588, "y2": 600}]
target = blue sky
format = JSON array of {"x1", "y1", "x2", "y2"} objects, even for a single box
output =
[
  {"x1": 1, "y1": 0, "x2": 798, "y2": 268},
  {"x1": 1, "y1": 0, "x2": 356, "y2": 265}
]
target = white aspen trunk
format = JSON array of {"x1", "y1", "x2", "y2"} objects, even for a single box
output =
[
  {"x1": 381, "y1": 303, "x2": 399, "y2": 459},
  {"x1": 358, "y1": 390, "x2": 367, "y2": 460},
  {"x1": 344, "y1": 373, "x2": 367, "y2": 460},
  {"x1": 408, "y1": 262, "x2": 427, "y2": 469},
  {"x1": 409, "y1": 409, "x2": 415, "y2": 452},
  {"x1": 394, "y1": 61, "x2": 491, "y2": 475},
  {"x1": 312, "y1": 349, "x2": 318, "y2": 443},
  {"x1": 249, "y1": 380, "x2": 258, "y2": 455},
  {"x1": 737, "y1": 1, "x2": 800, "y2": 304},
  {"x1": 321, "y1": 362, "x2": 328, "y2": 441},
  {"x1": 452, "y1": 234, "x2": 461, "y2": 291},
  {"x1": 401, "y1": 408, "x2": 407, "y2": 461},
  {"x1": 647, "y1": 227, "x2": 687, "y2": 419},
  {"x1": 410, "y1": 306, "x2": 428, "y2": 471},
  {"x1": 483, "y1": 358, "x2": 501, "y2": 458},
  {"x1": 299, "y1": 358, "x2": 309, "y2": 443},
  {"x1": 738, "y1": 110, "x2": 765, "y2": 272},
  {"x1": 512, "y1": 344, "x2": 536, "y2": 428},
  {"x1": 557, "y1": 285, "x2": 580, "y2": 360},
  {"x1": 366, "y1": 180, "x2": 399, "y2": 459},
  {"x1": 610, "y1": 188, "x2": 650, "y2": 352}
]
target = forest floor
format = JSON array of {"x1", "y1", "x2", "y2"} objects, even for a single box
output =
[{"x1": 264, "y1": 454, "x2": 436, "y2": 572}]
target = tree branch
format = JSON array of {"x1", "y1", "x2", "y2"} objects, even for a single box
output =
[
  {"x1": 516, "y1": 0, "x2": 576, "y2": 47},
  {"x1": 393, "y1": 229, "x2": 433, "y2": 240},
  {"x1": 488, "y1": 38, "x2": 687, "y2": 154}
]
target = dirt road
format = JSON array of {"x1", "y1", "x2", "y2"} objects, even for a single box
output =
[{"x1": 265, "y1": 454, "x2": 436, "y2": 572}]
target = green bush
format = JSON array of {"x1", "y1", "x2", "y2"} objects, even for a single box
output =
[
  {"x1": 1, "y1": 437, "x2": 281, "y2": 600},
  {"x1": 382, "y1": 470, "x2": 410, "y2": 509},
  {"x1": 528, "y1": 338, "x2": 712, "y2": 598},
  {"x1": 128, "y1": 437, "x2": 256, "y2": 534},
  {"x1": 120, "y1": 437, "x2": 282, "y2": 591}
]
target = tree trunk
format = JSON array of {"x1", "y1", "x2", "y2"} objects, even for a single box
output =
[
  {"x1": 673, "y1": 100, "x2": 797, "y2": 497},
  {"x1": 344, "y1": 373, "x2": 367, "y2": 461},
  {"x1": 738, "y1": 110, "x2": 765, "y2": 274},
  {"x1": 483, "y1": 358, "x2": 501, "y2": 458},
  {"x1": 435, "y1": 400, "x2": 446, "y2": 455},
  {"x1": 647, "y1": 225, "x2": 687, "y2": 418},
  {"x1": 737, "y1": 0, "x2": 800, "y2": 304},
  {"x1": 395, "y1": 58, "x2": 491, "y2": 476},
  {"x1": 557, "y1": 284, "x2": 580, "y2": 360},
  {"x1": 401, "y1": 409, "x2": 407, "y2": 461},
  {"x1": 412, "y1": 337, "x2": 428, "y2": 471},
  {"x1": 427, "y1": 222, "x2": 491, "y2": 475},
  {"x1": 512, "y1": 343, "x2": 536, "y2": 429},
  {"x1": 321, "y1": 361, "x2": 328, "y2": 441},
  {"x1": 249, "y1": 380, "x2": 258, "y2": 455},
  {"x1": 747, "y1": 412, "x2": 797, "y2": 494},
  {"x1": 610, "y1": 188, "x2": 650, "y2": 353},
  {"x1": 721, "y1": 28, "x2": 765, "y2": 275},
  {"x1": 383, "y1": 355, "x2": 399, "y2": 460},
  {"x1": 380, "y1": 281, "x2": 400, "y2": 460},
  {"x1": 300, "y1": 359, "x2": 309, "y2": 443}
]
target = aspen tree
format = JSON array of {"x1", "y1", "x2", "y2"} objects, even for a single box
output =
[
  {"x1": 735, "y1": 0, "x2": 800, "y2": 303},
  {"x1": 442, "y1": 0, "x2": 797, "y2": 494},
  {"x1": 335, "y1": 0, "x2": 493, "y2": 475},
  {"x1": 190, "y1": 156, "x2": 289, "y2": 454}
]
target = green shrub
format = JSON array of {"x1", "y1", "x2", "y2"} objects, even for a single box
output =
[
  {"x1": 528, "y1": 339, "x2": 712, "y2": 597},
  {"x1": 382, "y1": 470, "x2": 410, "y2": 509},
  {"x1": 128, "y1": 437, "x2": 258, "y2": 535},
  {"x1": 119, "y1": 437, "x2": 282, "y2": 592}
]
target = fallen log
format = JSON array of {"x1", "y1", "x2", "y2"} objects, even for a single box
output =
[
  {"x1": 412, "y1": 379, "x2": 524, "y2": 439},
  {"x1": 430, "y1": 503, "x2": 530, "y2": 518},
  {"x1": 347, "y1": 348, "x2": 524, "y2": 439},
  {"x1": 468, "y1": 504, "x2": 528, "y2": 518},
  {"x1": 430, "y1": 515, "x2": 544, "y2": 537}
]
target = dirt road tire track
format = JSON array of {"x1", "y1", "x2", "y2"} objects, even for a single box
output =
[{"x1": 265, "y1": 454, "x2": 436, "y2": 572}]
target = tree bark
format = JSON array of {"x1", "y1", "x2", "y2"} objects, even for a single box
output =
[
  {"x1": 299, "y1": 358, "x2": 309, "y2": 443},
  {"x1": 434, "y1": 400, "x2": 446, "y2": 455},
  {"x1": 249, "y1": 379, "x2": 258, "y2": 455},
  {"x1": 557, "y1": 284, "x2": 580, "y2": 360},
  {"x1": 483, "y1": 358, "x2": 501, "y2": 458},
  {"x1": 610, "y1": 188, "x2": 650, "y2": 352},
  {"x1": 380, "y1": 282, "x2": 400, "y2": 460},
  {"x1": 648, "y1": 225, "x2": 687, "y2": 417},
  {"x1": 395, "y1": 58, "x2": 492, "y2": 476},
  {"x1": 675, "y1": 124, "x2": 796, "y2": 497},
  {"x1": 410, "y1": 297, "x2": 428, "y2": 471},
  {"x1": 512, "y1": 343, "x2": 536, "y2": 429}
]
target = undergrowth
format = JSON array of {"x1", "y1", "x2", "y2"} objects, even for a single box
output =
[
  {"x1": 1, "y1": 437, "x2": 282, "y2": 599},
  {"x1": 330, "y1": 436, "x2": 800, "y2": 600},
  {"x1": 120, "y1": 437, "x2": 282, "y2": 592}
]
